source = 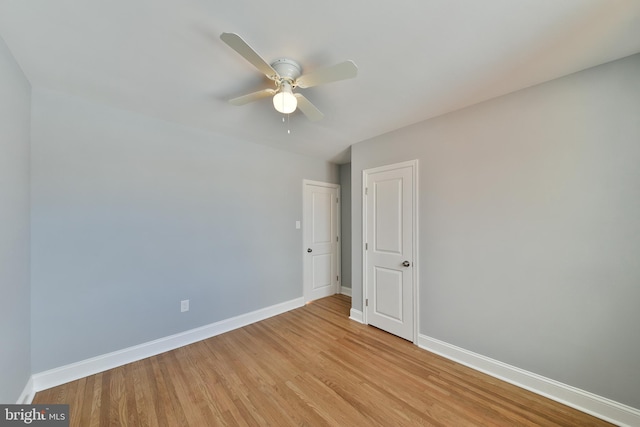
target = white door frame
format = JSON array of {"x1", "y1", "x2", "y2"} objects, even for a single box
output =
[
  {"x1": 362, "y1": 160, "x2": 419, "y2": 343},
  {"x1": 303, "y1": 179, "x2": 341, "y2": 302}
]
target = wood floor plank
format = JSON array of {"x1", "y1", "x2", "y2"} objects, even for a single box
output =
[{"x1": 33, "y1": 294, "x2": 614, "y2": 426}]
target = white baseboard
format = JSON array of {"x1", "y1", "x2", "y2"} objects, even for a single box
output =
[
  {"x1": 32, "y1": 297, "x2": 304, "y2": 392},
  {"x1": 349, "y1": 308, "x2": 363, "y2": 323},
  {"x1": 418, "y1": 334, "x2": 640, "y2": 427},
  {"x1": 340, "y1": 286, "x2": 352, "y2": 297},
  {"x1": 17, "y1": 377, "x2": 35, "y2": 404}
]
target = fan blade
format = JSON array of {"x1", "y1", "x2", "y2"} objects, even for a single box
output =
[
  {"x1": 294, "y1": 93, "x2": 324, "y2": 121},
  {"x1": 229, "y1": 88, "x2": 276, "y2": 105},
  {"x1": 295, "y1": 60, "x2": 358, "y2": 89},
  {"x1": 220, "y1": 32, "x2": 279, "y2": 80}
]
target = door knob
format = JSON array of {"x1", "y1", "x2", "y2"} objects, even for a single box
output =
[
  {"x1": 307, "y1": 248, "x2": 312, "y2": 253},
  {"x1": 402, "y1": 260, "x2": 411, "y2": 267}
]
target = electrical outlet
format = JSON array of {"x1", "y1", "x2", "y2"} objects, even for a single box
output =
[{"x1": 181, "y1": 299, "x2": 189, "y2": 312}]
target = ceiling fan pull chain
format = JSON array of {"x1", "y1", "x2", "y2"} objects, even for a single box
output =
[{"x1": 281, "y1": 114, "x2": 291, "y2": 134}]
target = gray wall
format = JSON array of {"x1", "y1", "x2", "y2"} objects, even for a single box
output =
[
  {"x1": 30, "y1": 89, "x2": 338, "y2": 372},
  {"x1": 0, "y1": 35, "x2": 31, "y2": 403},
  {"x1": 339, "y1": 163, "x2": 352, "y2": 289},
  {"x1": 351, "y1": 53, "x2": 640, "y2": 409}
]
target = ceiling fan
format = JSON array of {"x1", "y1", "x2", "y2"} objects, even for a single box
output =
[{"x1": 220, "y1": 32, "x2": 358, "y2": 121}]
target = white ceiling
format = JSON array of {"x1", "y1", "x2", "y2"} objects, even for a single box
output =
[{"x1": 1, "y1": 0, "x2": 639, "y2": 163}]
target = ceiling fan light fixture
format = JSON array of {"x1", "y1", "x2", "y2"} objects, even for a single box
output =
[{"x1": 273, "y1": 82, "x2": 297, "y2": 114}]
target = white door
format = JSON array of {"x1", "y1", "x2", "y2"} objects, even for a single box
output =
[
  {"x1": 364, "y1": 161, "x2": 417, "y2": 341},
  {"x1": 303, "y1": 180, "x2": 340, "y2": 302}
]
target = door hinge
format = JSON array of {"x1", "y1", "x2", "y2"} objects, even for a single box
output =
[
  {"x1": 365, "y1": 243, "x2": 368, "y2": 250},
  {"x1": 365, "y1": 187, "x2": 368, "y2": 195},
  {"x1": 337, "y1": 275, "x2": 339, "y2": 282},
  {"x1": 336, "y1": 197, "x2": 339, "y2": 203},
  {"x1": 366, "y1": 298, "x2": 369, "y2": 307},
  {"x1": 336, "y1": 236, "x2": 339, "y2": 242}
]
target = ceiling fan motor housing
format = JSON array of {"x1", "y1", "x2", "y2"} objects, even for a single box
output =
[{"x1": 271, "y1": 58, "x2": 302, "y2": 84}]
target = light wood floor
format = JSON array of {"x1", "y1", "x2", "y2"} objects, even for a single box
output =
[{"x1": 34, "y1": 294, "x2": 612, "y2": 426}]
